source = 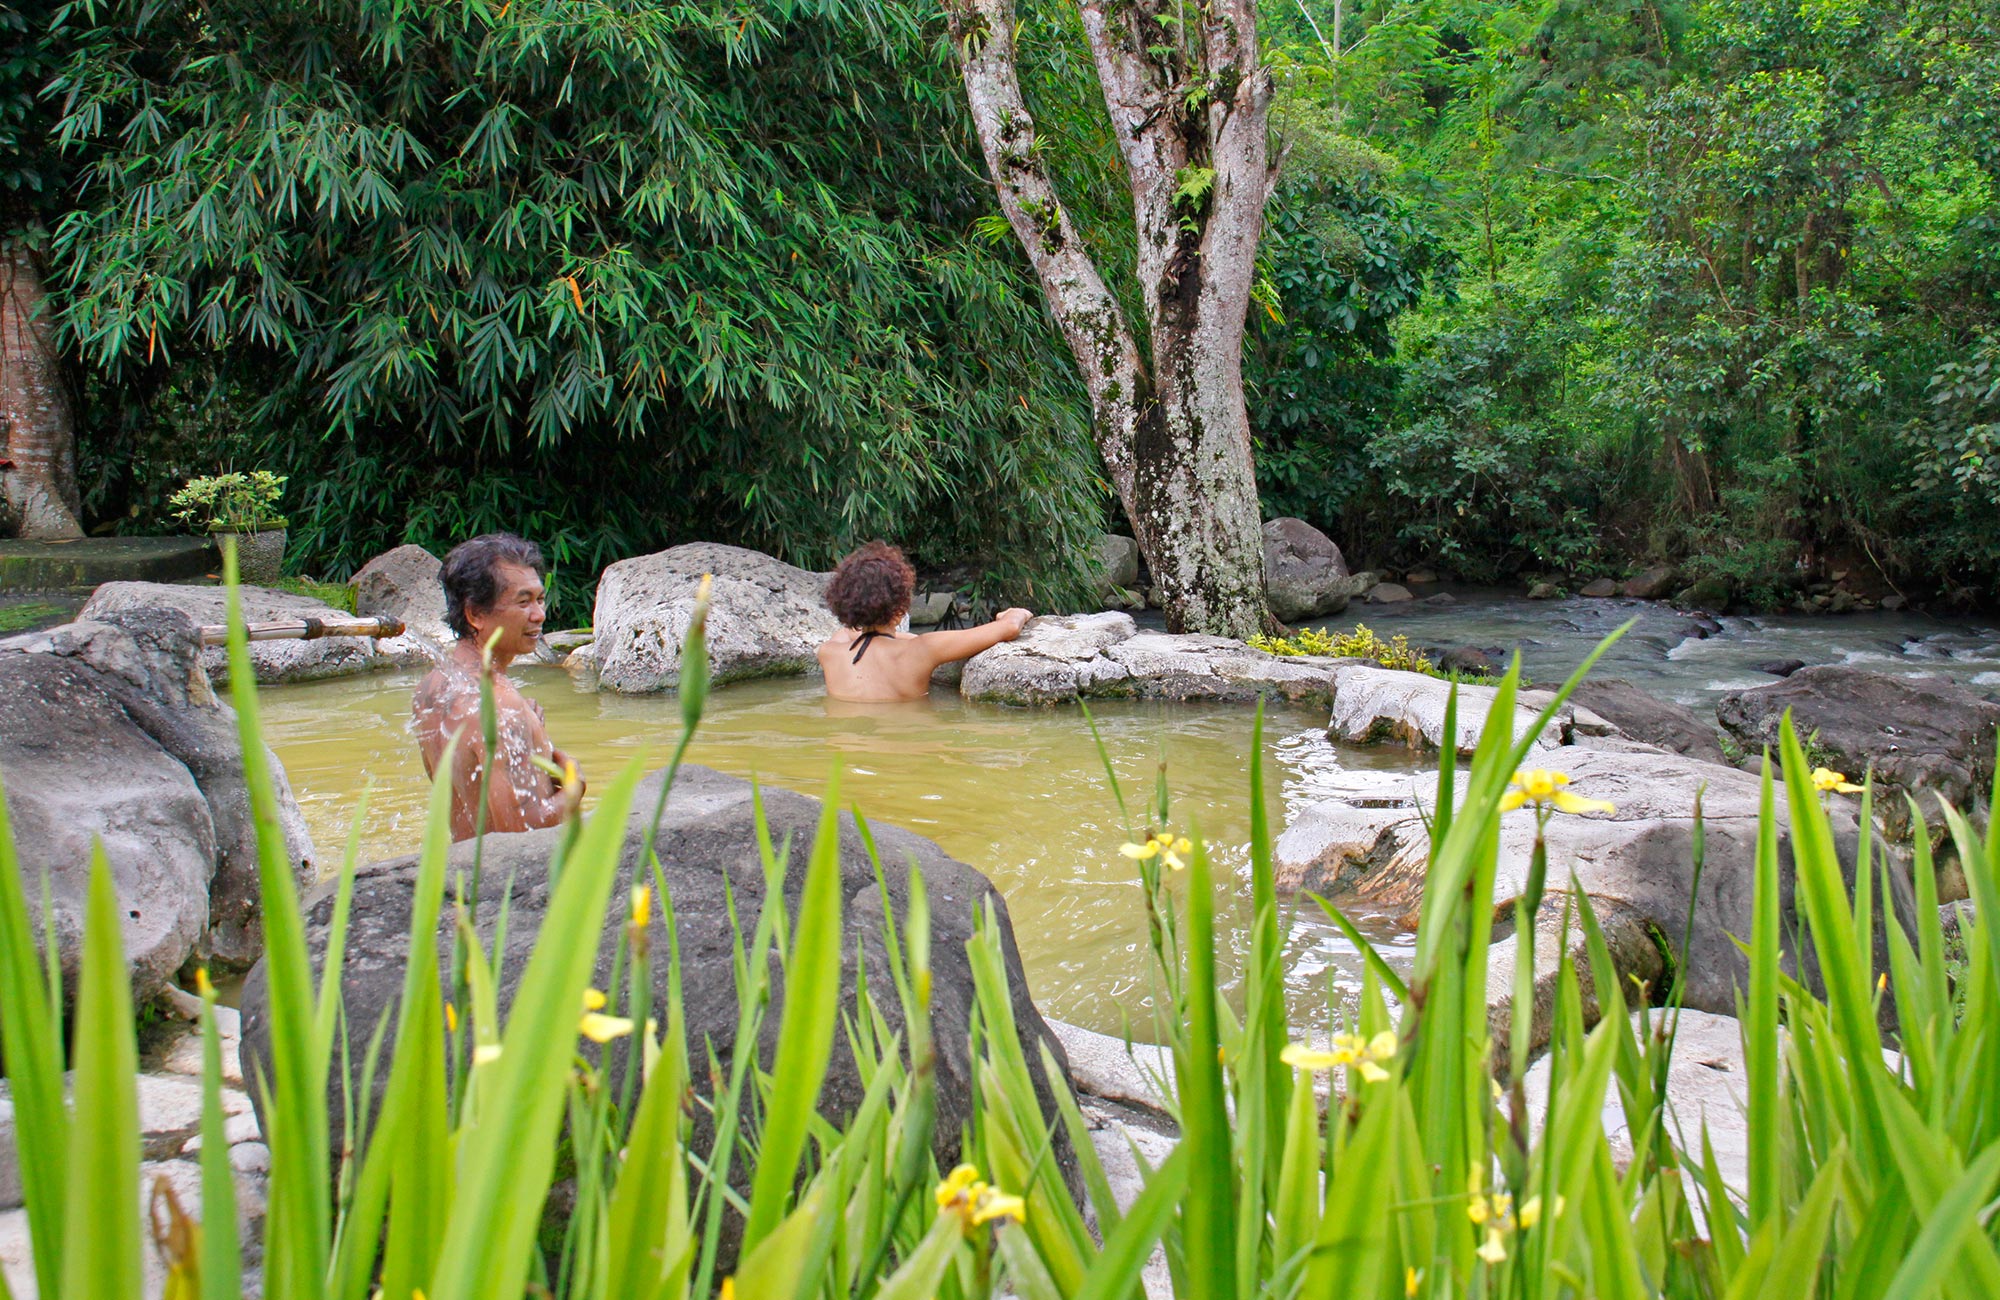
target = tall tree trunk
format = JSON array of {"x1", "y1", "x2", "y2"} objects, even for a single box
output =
[
  {"x1": 1, "y1": 240, "x2": 83, "y2": 539},
  {"x1": 949, "y1": 0, "x2": 1273, "y2": 637}
]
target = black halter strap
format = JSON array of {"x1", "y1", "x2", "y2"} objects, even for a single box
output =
[{"x1": 849, "y1": 630, "x2": 889, "y2": 664}]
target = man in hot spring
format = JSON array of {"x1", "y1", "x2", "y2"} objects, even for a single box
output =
[{"x1": 412, "y1": 533, "x2": 584, "y2": 840}]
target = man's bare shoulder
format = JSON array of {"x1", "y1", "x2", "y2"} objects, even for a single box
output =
[{"x1": 413, "y1": 662, "x2": 480, "y2": 713}]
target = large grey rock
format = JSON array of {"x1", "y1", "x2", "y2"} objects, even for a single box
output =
[
  {"x1": 80, "y1": 581, "x2": 398, "y2": 684},
  {"x1": 0, "y1": 610, "x2": 316, "y2": 993},
  {"x1": 592, "y1": 543, "x2": 839, "y2": 693},
  {"x1": 1622, "y1": 565, "x2": 1679, "y2": 600},
  {"x1": 240, "y1": 765, "x2": 1075, "y2": 1259},
  {"x1": 1717, "y1": 666, "x2": 2000, "y2": 837},
  {"x1": 352, "y1": 544, "x2": 451, "y2": 662},
  {"x1": 1093, "y1": 534, "x2": 1141, "y2": 596},
  {"x1": 1274, "y1": 746, "x2": 1904, "y2": 1041},
  {"x1": 1329, "y1": 665, "x2": 1570, "y2": 756},
  {"x1": 958, "y1": 613, "x2": 1347, "y2": 707},
  {"x1": 1261, "y1": 518, "x2": 1363, "y2": 622}
]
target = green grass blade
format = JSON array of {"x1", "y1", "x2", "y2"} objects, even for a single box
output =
[
  {"x1": 312, "y1": 784, "x2": 370, "y2": 1080},
  {"x1": 1880, "y1": 1145, "x2": 2000, "y2": 1300},
  {"x1": 1074, "y1": 1144, "x2": 1191, "y2": 1300},
  {"x1": 198, "y1": 973, "x2": 242, "y2": 1300},
  {"x1": 0, "y1": 768, "x2": 69, "y2": 1295},
  {"x1": 1746, "y1": 753, "x2": 1781, "y2": 1229},
  {"x1": 743, "y1": 768, "x2": 847, "y2": 1252},
  {"x1": 1177, "y1": 833, "x2": 1237, "y2": 1296},
  {"x1": 872, "y1": 1211, "x2": 966, "y2": 1300},
  {"x1": 1311, "y1": 894, "x2": 1410, "y2": 1004},
  {"x1": 221, "y1": 541, "x2": 331, "y2": 1293},
  {"x1": 426, "y1": 757, "x2": 646, "y2": 1300},
  {"x1": 606, "y1": 1020, "x2": 692, "y2": 1300},
  {"x1": 58, "y1": 849, "x2": 143, "y2": 1300}
]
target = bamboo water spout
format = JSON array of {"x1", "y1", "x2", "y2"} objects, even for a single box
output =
[{"x1": 196, "y1": 614, "x2": 405, "y2": 646}]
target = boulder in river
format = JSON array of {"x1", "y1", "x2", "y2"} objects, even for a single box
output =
[
  {"x1": 352, "y1": 543, "x2": 453, "y2": 661},
  {"x1": 591, "y1": 542, "x2": 839, "y2": 694},
  {"x1": 1261, "y1": 518, "x2": 1366, "y2": 622},
  {"x1": 80, "y1": 581, "x2": 405, "y2": 683},
  {"x1": 1365, "y1": 582, "x2": 1414, "y2": 604},
  {"x1": 958, "y1": 612, "x2": 1348, "y2": 707},
  {"x1": 1717, "y1": 666, "x2": 2000, "y2": 838},
  {"x1": 1621, "y1": 565, "x2": 1678, "y2": 600},
  {"x1": 0, "y1": 608, "x2": 316, "y2": 998},
  {"x1": 239, "y1": 764, "x2": 1076, "y2": 1254},
  {"x1": 1329, "y1": 664, "x2": 1570, "y2": 756},
  {"x1": 1579, "y1": 578, "x2": 1619, "y2": 598}
]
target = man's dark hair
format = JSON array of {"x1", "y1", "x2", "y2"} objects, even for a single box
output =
[
  {"x1": 441, "y1": 533, "x2": 546, "y2": 638},
  {"x1": 825, "y1": 541, "x2": 915, "y2": 630}
]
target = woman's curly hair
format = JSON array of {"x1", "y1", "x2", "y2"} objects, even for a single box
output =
[{"x1": 825, "y1": 541, "x2": 915, "y2": 630}]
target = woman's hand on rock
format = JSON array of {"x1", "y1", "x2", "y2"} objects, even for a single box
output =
[{"x1": 997, "y1": 608, "x2": 1033, "y2": 639}]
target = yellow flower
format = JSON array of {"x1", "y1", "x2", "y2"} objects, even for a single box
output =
[
  {"x1": 473, "y1": 1043, "x2": 503, "y2": 1066},
  {"x1": 1477, "y1": 1226, "x2": 1509, "y2": 1264},
  {"x1": 935, "y1": 1163, "x2": 1027, "y2": 1230},
  {"x1": 630, "y1": 885, "x2": 652, "y2": 928},
  {"x1": 444, "y1": 1002, "x2": 458, "y2": 1034},
  {"x1": 581, "y1": 987, "x2": 608, "y2": 1013},
  {"x1": 1517, "y1": 1194, "x2": 1563, "y2": 1228},
  {"x1": 1405, "y1": 1265, "x2": 1422, "y2": 1298},
  {"x1": 719, "y1": 1280, "x2": 735, "y2": 1300},
  {"x1": 1811, "y1": 766, "x2": 1863, "y2": 795},
  {"x1": 1120, "y1": 831, "x2": 1194, "y2": 871},
  {"x1": 1500, "y1": 768, "x2": 1615, "y2": 817},
  {"x1": 935, "y1": 1164, "x2": 982, "y2": 1209},
  {"x1": 1280, "y1": 1030, "x2": 1398, "y2": 1083},
  {"x1": 971, "y1": 1190, "x2": 1027, "y2": 1225},
  {"x1": 580, "y1": 1012, "x2": 635, "y2": 1043},
  {"x1": 195, "y1": 967, "x2": 214, "y2": 999}
]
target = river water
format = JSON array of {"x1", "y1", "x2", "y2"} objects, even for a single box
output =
[
  {"x1": 257, "y1": 592, "x2": 2000, "y2": 1038},
  {"x1": 1327, "y1": 590, "x2": 2000, "y2": 709}
]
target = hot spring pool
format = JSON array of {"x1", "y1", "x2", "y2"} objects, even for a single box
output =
[{"x1": 256, "y1": 667, "x2": 1423, "y2": 1037}]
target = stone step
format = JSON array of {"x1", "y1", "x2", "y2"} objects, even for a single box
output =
[{"x1": 0, "y1": 537, "x2": 219, "y2": 592}]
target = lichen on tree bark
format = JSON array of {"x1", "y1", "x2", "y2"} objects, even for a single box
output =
[{"x1": 947, "y1": 0, "x2": 1274, "y2": 637}]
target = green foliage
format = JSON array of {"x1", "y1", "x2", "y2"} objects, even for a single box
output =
[
  {"x1": 1251, "y1": 621, "x2": 1438, "y2": 672},
  {"x1": 1246, "y1": 117, "x2": 1456, "y2": 540},
  {"x1": 269, "y1": 578, "x2": 357, "y2": 615},
  {"x1": 46, "y1": 0, "x2": 1102, "y2": 624},
  {"x1": 0, "y1": 601, "x2": 64, "y2": 633},
  {"x1": 1259, "y1": 0, "x2": 2000, "y2": 600},
  {"x1": 167, "y1": 472, "x2": 288, "y2": 534}
]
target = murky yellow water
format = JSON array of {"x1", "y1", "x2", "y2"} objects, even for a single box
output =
[{"x1": 258, "y1": 668, "x2": 1420, "y2": 1036}]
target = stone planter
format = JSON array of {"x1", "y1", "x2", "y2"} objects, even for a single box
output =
[{"x1": 211, "y1": 526, "x2": 287, "y2": 585}]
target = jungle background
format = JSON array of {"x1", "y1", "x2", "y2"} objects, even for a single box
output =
[{"x1": 4, "y1": 0, "x2": 1997, "y2": 624}]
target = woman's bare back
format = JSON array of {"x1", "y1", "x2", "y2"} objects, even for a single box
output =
[{"x1": 817, "y1": 610, "x2": 1033, "y2": 702}]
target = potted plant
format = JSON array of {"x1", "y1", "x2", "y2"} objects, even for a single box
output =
[{"x1": 168, "y1": 471, "x2": 289, "y2": 585}]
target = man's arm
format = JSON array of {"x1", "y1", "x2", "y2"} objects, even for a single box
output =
[{"x1": 916, "y1": 608, "x2": 1033, "y2": 669}]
